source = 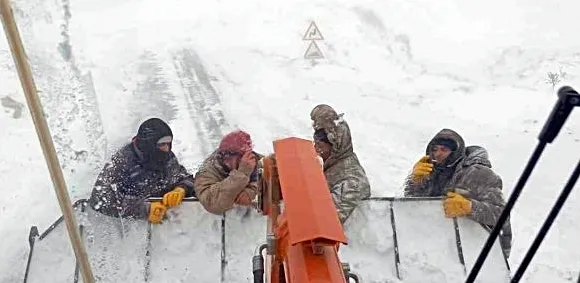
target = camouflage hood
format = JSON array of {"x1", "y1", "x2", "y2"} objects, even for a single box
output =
[
  {"x1": 425, "y1": 128, "x2": 466, "y2": 167},
  {"x1": 310, "y1": 104, "x2": 352, "y2": 168},
  {"x1": 310, "y1": 104, "x2": 340, "y2": 131},
  {"x1": 310, "y1": 104, "x2": 371, "y2": 223}
]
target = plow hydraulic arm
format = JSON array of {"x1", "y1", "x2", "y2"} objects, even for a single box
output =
[{"x1": 254, "y1": 137, "x2": 357, "y2": 283}]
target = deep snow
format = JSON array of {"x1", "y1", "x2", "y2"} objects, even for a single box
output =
[{"x1": 1, "y1": 0, "x2": 580, "y2": 282}]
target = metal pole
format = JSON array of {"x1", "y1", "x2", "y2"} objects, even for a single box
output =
[
  {"x1": 465, "y1": 86, "x2": 579, "y2": 282},
  {"x1": 511, "y1": 158, "x2": 580, "y2": 282},
  {"x1": 0, "y1": 1, "x2": 95, "y2": 282}
]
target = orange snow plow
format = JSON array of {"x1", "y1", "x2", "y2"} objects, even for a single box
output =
[{"x1": 254, "y1": 137, "x2": 360, "y2": 283}]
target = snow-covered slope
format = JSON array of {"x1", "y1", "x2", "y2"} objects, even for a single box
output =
[{"x1": 1, "y1": 0, "x2": 579, "y2": 282}]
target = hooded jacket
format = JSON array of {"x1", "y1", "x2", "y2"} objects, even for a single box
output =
[
  {"x1": 404, "y1": 129, "x2": 512, "y2": 257},
  {"x1": 311, "y1": 104, "x2": 371, "y2": 224},
  {"x1": 88, "y1": 142, "x2": 196, "y2": 219},
  {"x1": 88, "y1": 118, "x2": 195, "y2": 219}
]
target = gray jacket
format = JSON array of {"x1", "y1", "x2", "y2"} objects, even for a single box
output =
[{"x1": 404, "y1": 129, "x2": 512, "y2": 258}]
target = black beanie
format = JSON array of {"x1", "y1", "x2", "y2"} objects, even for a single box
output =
[
  {"x1": 314, "y1": 128, "x2": 331, "y2": 144},
  {"x1": 433, "y1": 138, "x2": 457, "y2": 151},
  {"x1": 134, "y1": 118, "x2": 173, "y2": 171},
  {"x1": 137, "y1": 118, "x2": 172, "y2": 144},
  {"x1": 135, "y1": 118, "x2": 173, "y2": 156}
]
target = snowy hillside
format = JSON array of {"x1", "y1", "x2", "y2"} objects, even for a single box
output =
[{"x1": 1, "y1": 0, "x2": 579, "y2": 282}]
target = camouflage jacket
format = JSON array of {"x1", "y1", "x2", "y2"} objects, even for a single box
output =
[
  {"x1": 311, "y1": 105, "x2": 371, "y2": 224},
  {"x1": 404, "y1": 129, "x2": 512, "y2": 257},
  {"x1": 88, "y1": 143, "x2": 196, "y2": 219},
  {"x1": 193, "y1": 150, "x2": 259, "y2": 215}
]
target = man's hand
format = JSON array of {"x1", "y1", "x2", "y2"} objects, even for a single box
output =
[
  {"x1": 444, "y1": 192, "x2": 472, "y2": 218},
  {"x1": 238, "y1": 151, "x2": 257, "y2": 176},
  {"x1": 411, "y1": 155, "x2": 433, "y2": 183},
  {"x1": 163, "y1": 187, "x2": 186, "y2": 208},
  {"x1": 149, "y1": 202, "x2": 167, "y2": 224},
  {"x1": 234, "y1": 191, "x2": 253, "y2": 206}
]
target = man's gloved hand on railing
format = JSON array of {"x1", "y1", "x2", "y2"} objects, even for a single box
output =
[
  {"x1": 148, "y1": 202, "x2": 167, "y2": 224},
  {"x1": 162, "y1": 186, "x2": 186, "y2": 208},
  {"x1": 443, "y1": 191, "x2": 472, "y2": 218}
]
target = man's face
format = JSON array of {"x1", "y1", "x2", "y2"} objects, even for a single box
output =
[
  {"x1": 157, "y1": 142, "x2": 171, "y2": 152},
  {"x1": 430, "y1": 144, "x2": 452, "y2": 164},
  {"x1": 314, "y1": 140, "x2": 332, "y2": 160},
  {"x1": 222, "y1": 152, "x2": 243, "y2": 170},
  {"x1": 156, "y1": 136, "x2": 172, "y2": 152}
]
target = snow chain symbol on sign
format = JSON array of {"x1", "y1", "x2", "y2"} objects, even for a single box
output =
[{"x1": 303, "y1": 21, "x2": 324, "y2": 60}]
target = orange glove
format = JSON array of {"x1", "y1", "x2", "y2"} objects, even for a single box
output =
[
  {"x1": 411, "y1": 155, "x2": 433, "y2": 183},
  {"x1": 444, "y1": 192, "x2": 472, "y2": 218},
  {"x1": 149, "y1": 202, "x2": 167, "y2": 224},
  {"x1": 163, "y1": 187, "x2": 186, "y2": 208}
]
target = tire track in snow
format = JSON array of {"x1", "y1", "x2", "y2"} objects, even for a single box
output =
[
  {"x1": 172, "y1": 48, "x2": 229, "y2": 155},
  {"x1": 171, "y1": 48, "x2": 230, "y2": 283},
  {"x1": 130, "y1": 51, "x2": 179, "y2": 128}
]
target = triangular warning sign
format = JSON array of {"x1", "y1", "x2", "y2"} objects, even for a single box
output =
[
  {"x1": 304, "y1": 41, "x2": 324, "y2": 59},
  {"x1": 303, "y1": 21, "x2": 324, "y2": 40}
]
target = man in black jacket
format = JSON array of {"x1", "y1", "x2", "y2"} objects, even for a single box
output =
[{"x1": 88, "y1": 118, "x2": 195, "y2": 224}]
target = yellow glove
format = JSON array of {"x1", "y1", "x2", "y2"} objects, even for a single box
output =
[
  {"x1": 163, "y1": 187, "x2": 186, "y2": 207},
  {"x1": 411, "y1": 155, "x2": 433, "y2": 183},
  {"x1": 149, "y1": 202, "x2": 167, "y2": 224},
  {"x1": 444, "y1": 192, "x2": 472, "y2": 218}
]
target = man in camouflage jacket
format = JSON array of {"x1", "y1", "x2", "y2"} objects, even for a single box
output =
[
  {"x1": 311, "y1": 104, "x2": 371, "y2": 224},
  {"x1": 404, "y1": 128, "x2": 512, "y2": 258}
]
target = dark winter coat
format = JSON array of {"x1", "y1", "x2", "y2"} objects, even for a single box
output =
[
  {"x1": 311, "y1": 105, "x2": 371, "y2": 224},
  {"x1": 88, "y1": 143, "x2": 196, "y2": 219},
  {"x1": 404, "y1": 129, "x2": 512, "y2": 257}
]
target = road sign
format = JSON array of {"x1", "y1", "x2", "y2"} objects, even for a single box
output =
[
  {"x1": 304, "y1": 41, "x2": 324, "y2": 59},
  {"x1": 303, "y1": 21, "x2": 324, "y2": 41}
]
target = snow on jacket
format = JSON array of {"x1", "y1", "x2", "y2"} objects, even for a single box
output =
[
  {"x1": 193, "y1": 150, "x2": 259, "y2": 215},
  {"x1": 311, "y1": 105, "x2": 371, "y2": 224},
  {"x1": 88, "y1": 143, "x2": 195, "y2": 219},
  {"x1": 404, "y1": 129, "x2": 512, "y2": 257}
]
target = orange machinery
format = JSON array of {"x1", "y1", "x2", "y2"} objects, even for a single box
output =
[{"x1": 252, "y1": 137, "x2": 361, "y2": 283}]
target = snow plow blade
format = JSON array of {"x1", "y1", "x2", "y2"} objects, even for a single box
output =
[
  {"x1": 23, "y1": 200, "x2": 86, "y2": 283},
  {"x1": 340, "y1": 197, "x2": 510, "y2": 283},
  {"x1": 23, "y1": 200, "x2": 509, "y2": 283},
  {"x1": 146, "y1": 201, "x2": 224, "y2": 282}
]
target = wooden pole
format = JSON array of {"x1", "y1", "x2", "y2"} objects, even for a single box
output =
[{"x1": 0, "y1": 1, "x2": 95, "y2": 282}]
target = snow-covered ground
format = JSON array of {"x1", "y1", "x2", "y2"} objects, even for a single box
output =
[{"x1": 1, "y1": 0, "x2": 579, "y2": 282}]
